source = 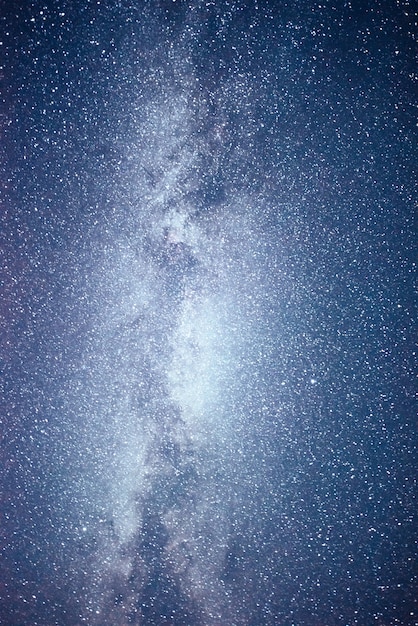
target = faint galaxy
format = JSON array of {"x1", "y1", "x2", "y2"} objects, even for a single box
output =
[{"x1": 1, "y1": 1, "x2": 416, "y2": 625}]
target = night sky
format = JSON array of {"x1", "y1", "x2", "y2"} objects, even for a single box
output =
[{"x1": 1, "y1": 1, "x2": 416, "y2": 625}]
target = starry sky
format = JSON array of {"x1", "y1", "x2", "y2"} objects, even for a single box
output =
[{"x1": 1, "y1": 1, "x2": 416, "y2": 625}]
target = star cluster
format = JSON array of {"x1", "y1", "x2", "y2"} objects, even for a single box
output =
[{"x1": 1, "y1": 1, "x2": 416, "y2": 624}]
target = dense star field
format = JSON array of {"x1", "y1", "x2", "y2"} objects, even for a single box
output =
[{"x1": 1, "y1": 1, "x2": 416, "y2": 624}]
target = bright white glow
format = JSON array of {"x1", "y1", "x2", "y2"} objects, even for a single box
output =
[{"x1": 168, "y1": 290, "x2": 235, "y2": 444}]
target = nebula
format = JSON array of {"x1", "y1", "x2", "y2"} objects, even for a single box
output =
[{"x1": 2, "y1": 2, "x2": 415, "y2": 624}]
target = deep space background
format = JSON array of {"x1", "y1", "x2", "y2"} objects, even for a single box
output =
[{"x1": 0, "y1": 1, "x2": 416, "y2": 624}]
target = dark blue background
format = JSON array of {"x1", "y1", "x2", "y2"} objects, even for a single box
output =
[{"x1": 1, "y1": 1, "x2": 416, "y2": 624}]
